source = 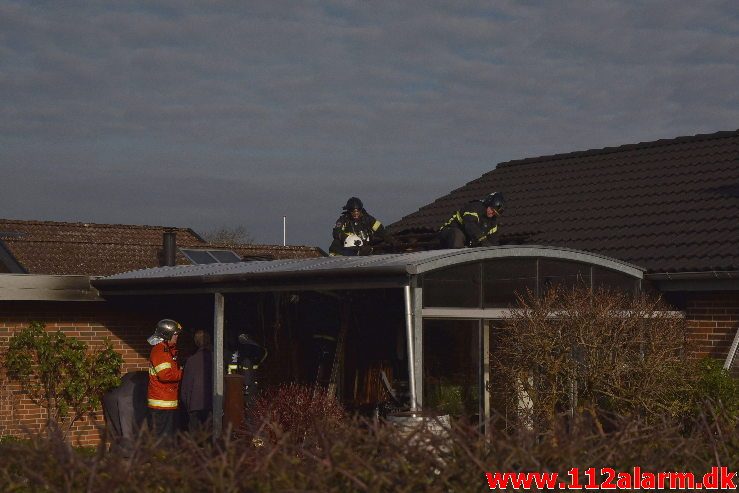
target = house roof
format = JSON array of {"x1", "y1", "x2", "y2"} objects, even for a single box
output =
[
  {"x1": 389, "y1": 130, "x2": 739, "y2": 274},
  {"x1": 0, "y1": 219, "x2": 323, "y2": 276}
]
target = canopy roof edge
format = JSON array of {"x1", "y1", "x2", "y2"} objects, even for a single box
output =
[{"x1": 92, "y1": 245, "x2": 644, "y2": 296}]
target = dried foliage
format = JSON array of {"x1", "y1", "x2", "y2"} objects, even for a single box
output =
[
  {"x1": 252, "y1": 383, "x2": 347, "y2": 443},
  {"x1": 202, "y1": 225, "x2": 254, "y2": 245},
  {"x1": 488, "y1": 286, "x2": 727, "y2": 436},
  {"x1": 3, "y1": 322, "x2": 123, "y2": 439},
  {"x1": 1, "y1": 293, "x2": 737, "y2": 491},
  {"x1": 0, "y1": 409, "x2": 736, "y2": 492}
]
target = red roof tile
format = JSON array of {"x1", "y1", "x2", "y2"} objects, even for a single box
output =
[{"x1": 0, "y1": 219, "x2": 323, "y2": 276}]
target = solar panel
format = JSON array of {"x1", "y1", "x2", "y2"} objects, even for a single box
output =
[
  {"x1": 180, "y1": 248, "x2": 242, "y2": 265},
  {"x1": 209, "y1": 250, "x2": 242, "y2": 263}
]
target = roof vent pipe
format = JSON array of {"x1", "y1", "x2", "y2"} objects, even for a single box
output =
[{"x1": 162, "y1": 231, "x2": 177, "y2": 267}]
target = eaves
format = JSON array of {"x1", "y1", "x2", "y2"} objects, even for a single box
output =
[{"x1": 645, "y1": 270, "x2": 739, "y2": 292}]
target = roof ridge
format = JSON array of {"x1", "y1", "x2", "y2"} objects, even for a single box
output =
[
  {"x1": 2, "y1": 238, "x2": 205, "y2": 247},
  {"x1": 0, "y1": 217, "x2": 195, "y2": 232},
  {"x1": 495, "y1": 129, "x2": 739, "y2": 170},
  {"x1": 198, "y1": 243, "x2": 320, "y2": 251}
]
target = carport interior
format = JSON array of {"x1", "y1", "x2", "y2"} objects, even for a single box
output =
[{"x1": 219, "y1": 288, "x2": 408, "y2": 415}]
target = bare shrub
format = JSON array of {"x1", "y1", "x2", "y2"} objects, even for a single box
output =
[
  {"x1": 202, "y1": 225, "x2": 253, "y2": 245},
  {"x1": 1, "y1": 290, "x2": 736, "y2": 491},
  {"x1": 490, "y1": 286, "x2": 695, "y2": 435},
  {"x1": 252, "y1": 383, "x2": 346, "y2": 443},
  {"x1": 0, "y1": 410, "x2": 736, "y2": 492}
]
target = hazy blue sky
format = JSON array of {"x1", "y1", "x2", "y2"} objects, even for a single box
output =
[{"x1": 1, "y1": 1, "x2": 737, "y2": 250}]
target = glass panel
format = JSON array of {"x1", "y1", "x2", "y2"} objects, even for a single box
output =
[
  {"x1": 487, "y1": 320, "x2": 511, "y2": 432},
  {"x1": 592, "y1": 267, "x2": 639, "y2": 295},
  {"x1": 422, "y1": 263, "x2": 481, "y2": 308},
  {"x1": 483, "y1": 258, "x2": 537, "y2": 307},
  {"x1": 539, "y1": 259, "x2": 590, "y2": 292},
  {"x1": 210, "y1": 250, "x2": 242, "y2": 263},
  {"x1": 423, "y1": 319, "x2": 480, "y2": 422},
  {"x1": 181, "y1": 249, "x2": 218, "y2": 264}
]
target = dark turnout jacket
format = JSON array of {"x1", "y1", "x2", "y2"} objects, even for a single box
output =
[
  {"x1": 329, "y1": 210, "x2": 386, "y2": 255},
  {"x1": 440, "y1": 200, "x2": 499, "y2": 246},
  {"x1": 180, "y1": 347, "x2": 213, "y2": 412}
]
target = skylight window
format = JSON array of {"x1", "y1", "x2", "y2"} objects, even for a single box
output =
[{"x1": 180, "y1": 248, "x2": 242, "y2": 265}]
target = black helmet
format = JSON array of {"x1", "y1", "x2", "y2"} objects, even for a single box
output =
[
  {"x1": 343, "y1": 197, "x2": 363, "y2": 211},
  {"x1": 238, "y1": 333, "x2": 268, "y2": 366},
  {"x1": 482, "y1": 192, "x2": 505, "y2": 212},
  {"x1": 147, "y1": 319, "x2": 183, "y2": 345}
]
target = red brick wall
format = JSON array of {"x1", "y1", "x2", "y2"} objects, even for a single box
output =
[
  {"x1": 2, "y1": 291, "x2": 735, "y2": 444},
  {"x1": 0, "y1": 301, "x2": 158, "y2": 445},
  {"x1": 684, "y1": 292, "x2": 739, "y2": 367}
]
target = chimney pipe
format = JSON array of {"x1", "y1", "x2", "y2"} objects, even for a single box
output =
[{"x1": 162, "y1": 230, "x2": 177, "y2": 267}]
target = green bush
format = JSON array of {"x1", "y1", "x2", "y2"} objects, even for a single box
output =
[
  {"x1": 690, "y1": 358, "x2": 739, "y2": 417},
  {"x1": 426, "y1": 381, "x2": 465, "y2": 417},
  {"x1": 4, "y1": 321, "x2": 123, "y2": 439}
]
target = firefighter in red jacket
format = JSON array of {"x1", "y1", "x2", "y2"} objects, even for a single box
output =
[{"x1": 147, "y1": 319, "x2": 183, "y2": 437}]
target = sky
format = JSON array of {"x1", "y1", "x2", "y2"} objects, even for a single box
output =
[{"x1": 1, "y1": 1, "x2": 738, "y2": 250}]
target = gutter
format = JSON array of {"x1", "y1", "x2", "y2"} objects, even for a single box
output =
[
  {"x1": 0, "y1": 274, "x2": 102, "y2": 301},
  {"x1": 93, "y1": 265, "x2": 410, "y2": 290},
  {"x1": 645, "y1": 270, "x2": 739, "y2": 292},
  {"x1": 646, "y1": 270, "x2": 739, "y2": 281}
]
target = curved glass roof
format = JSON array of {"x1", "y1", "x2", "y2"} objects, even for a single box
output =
[{"x1": 94, "y1": 245, "x2": 643, "y2": 294}]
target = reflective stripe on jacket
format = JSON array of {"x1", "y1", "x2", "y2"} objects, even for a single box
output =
[
  {"x1": 440, "y1": 200, "x2": 498, "y2": 245},
  {"x1": 147, "y1": 342, "x2": 182, "y2": 410},
  {"x1": 329, "y1": 210, "x2": 386, "y2": 255}
]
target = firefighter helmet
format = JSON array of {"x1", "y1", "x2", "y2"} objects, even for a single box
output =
[
  {"x1": 147, "y1": 319, "x2": 183, "y2": 346},
  {"x1": 482, "y1": 192, "x2": 505, "y2": 212},
  {"x1": 343, "y1": 197, "x2": 363, "y2": 211},
  {"x1": 344, "y1": 234, "x2": 363, "y2": 248},
  {"x1": 237, "y1": 333, "x2": 269, "y2": 367}
]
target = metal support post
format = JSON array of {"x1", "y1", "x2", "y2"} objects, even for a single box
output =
[
  {"x1": 404, "y1": 285, "x2": 417, "y2": 411},
  {"x1": 213, "y1": 292, "x2": 225, "y2": 438}
]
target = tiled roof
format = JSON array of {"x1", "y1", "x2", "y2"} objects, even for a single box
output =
[
  {"x1": 0, "y1": 219, "x2": 323, "y2": 276},
  {"x1": 390, "y1": 130, "x2": 739, "y2": 274},
  {"x1": 210, "y1": 243, "x2": 325, "y2": 261}
]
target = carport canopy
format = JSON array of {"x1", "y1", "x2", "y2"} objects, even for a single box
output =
[
  {"x1": 93, "y1": 245, "x2": 645, "y2": 436},
  {"x1": 95, "y1": 245, "x2": 643, "y2": 296}
]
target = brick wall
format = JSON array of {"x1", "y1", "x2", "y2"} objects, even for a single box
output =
[
  {"x1": 3, "y1": 291, "x2": 735, "y2": 444},
  {"x1": 0, "y1": 301, "x2": 159, "y2": 445},
  {"x1": 0, "y1": 295, "x2": 215, "y2": 445},
  {"x1": 684, "y1": 292, "x2": 739, "y2": 370}
]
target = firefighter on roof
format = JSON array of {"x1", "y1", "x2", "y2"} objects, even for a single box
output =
[
  {"x1": 329, "y1": 197, "x2": 389, "y2": 256},
  {"x1": 438, "y1": 192, "x2": 505, "y2": 249}
]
